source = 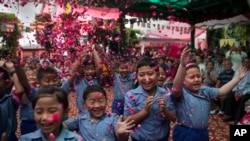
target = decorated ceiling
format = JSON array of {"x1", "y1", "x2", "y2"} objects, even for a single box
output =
[{"x1": 123, "y1": 0, "x2": 250, "y2": 24}]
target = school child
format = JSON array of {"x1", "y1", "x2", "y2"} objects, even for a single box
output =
[
  {"x1": 20, "y1": 69, "x2": 38, "y2": 135},
  {"x1": 63, "y1": 85, "x2": 135, "y2": 141},
  {"x1": 18, "y1": 64, "x2": 76, "y2": 101},
  {"x1": 19, "y1": 87, "x2": 83, "y2": 141},
  {"x1": 157, "y1": 65, "x2": 167, "y2": 89},
  {"x1": 0, "y1": 59, "x2": 24, "y2": 141},
  {"x1": 110, "y1": 59, "x2": 133, "y2": 115},
  {"x1": 124, "y1": 58, "x2": 176, "y2": 141},
  {"x1": 72, "y1": 48, "x2": 102, "y2": 113},
  {"x1": 171, "y1": 47, "x2": 248, "y2": 141}
]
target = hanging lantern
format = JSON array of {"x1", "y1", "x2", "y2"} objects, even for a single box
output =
[
  {"x1": 30, "y1": 22, "x2": 36, "y2": 32},
  {"x1": 17, "y1": 23, "x2": 24, "y2": 31},
  {"x1": 1, "y1": 23, "x2": 15, "y2": 32},
  {"x1": 37, "y1": 25, "x2": 45, "y2": 32}
]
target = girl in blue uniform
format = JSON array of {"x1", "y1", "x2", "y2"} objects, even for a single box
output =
[{"x1": 19, "y1": 87, "x2": 83, "y2": 141}]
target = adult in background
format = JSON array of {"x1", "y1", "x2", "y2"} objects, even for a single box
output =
[
  {"x1": 223, "y1": 57, "x2": 250, "y2": 125},
  {"x1": 225, "y1": 42, "x2": 247, "y2": 71}
]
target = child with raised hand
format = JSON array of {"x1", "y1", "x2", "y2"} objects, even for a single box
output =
[
  {"x1": 171, "y1": 47, "x2": 248, "y2": 141},
  {"x1": 19, "y1": 87, "x2": 83, "y2": 141},
  {"x1": 71, "y1": 47, "x2": 103, "y2": 114},
  {"x1": 19, "y1": 69, "x2": 38, "y2": 135},
  {"x1": 124, "y1": 58, "x2": 176, "y2": 141},
  {"x1": 63, "y1": 85, "x2": 134, "y2": 141},
  {"x1": 110, "y1": 59, "x2": 133, "y2": 116},
  {"x1": 0, "y1": 58, "x2": 24, "y2": 141}
]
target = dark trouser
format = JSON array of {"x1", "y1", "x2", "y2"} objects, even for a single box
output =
[
  {"x1": 131, "y1": 135, "x2": 169, "y2": 141},
  {"x1": 112, "y1": 99, "x2": 124, "y2": 116},
  {"x1": 173, "y1": 124, "x2": 208, "y2": 141},
  {"x1": 7, "y1": 132, "x2": 18, "y2": 141},
  {"x1": 225, "y1": 92, "x2": 250, "y2": 121},
  {"x1": 21, "y1": 120, "x2": 37, "y2": 135}
]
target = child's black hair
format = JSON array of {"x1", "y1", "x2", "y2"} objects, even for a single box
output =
[
  {"x1": 185, "y1": 63, "x2": 200, "y2": 71},
  {"x1": 32, "y1": 87, "x2": 68, "y2": 110},
  {"x1": 206, "y1": 60, "x2": 214, "y2": 66},
  {"x1": 83, "y1": 85, "x2": 107, "y2": 100},
  {"x1": 36, "y1": 67, "x2": 57, "y2": 82},
  {"x1": 82, "y1": 55, "x2": 95, "y2": 67},
  {"x1": 118, "y1": 58, "x2": 129, "y2": 67},
  {"x1": 136, "y1": 58, "x2": 157, "y2": 73},
  {"x1": 0, "y1": 67, "x2": 10, "y2": 80}
]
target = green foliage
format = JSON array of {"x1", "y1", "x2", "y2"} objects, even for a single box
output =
[
  {"x1": 0, "y1": 13, "x2": 21, "y2": 52},
  {"x1": 125, "y1": 28, "x2": 140, "y2": 46},
  {"x1": 0, "y1": 12, "x2": 19, "y2": 22},
  {"x1": 207, "y1": 23, "x2": 250, "y2": 52},
  {"x1": 225, "y1": 24, "x2": 250, "y2": 42}
]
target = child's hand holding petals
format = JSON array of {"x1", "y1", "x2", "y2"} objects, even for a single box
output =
[
  {"x1": 144, "y1": 96, "x2": 154, "y2": 113},
  {"x1": 157, "y1": 98, "x2": 166, "y2": 112}
]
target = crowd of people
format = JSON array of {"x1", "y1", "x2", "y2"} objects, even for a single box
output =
[{"x1": 0, "y1": 43, "x2": 250, "y2": 141}]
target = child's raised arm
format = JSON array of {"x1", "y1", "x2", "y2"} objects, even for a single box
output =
[
  {"x1": 67, "y1": 59, "x2": 81, "y2": 87},
  {"x1": 12, "y1": 55, "x2": 31, "y2": 95},
  {"x1": 218, "y1": 67, "x2": 248, "y2": 97},
  {"x1": 5, "y1": 60, "x2": 24, "y2": 99},
  {"x1": 172, "y1": 47, "x2": 192, "y2": 97},
  {"x1": 92, "y1": 45, "x2": 103, "y2": 73}
]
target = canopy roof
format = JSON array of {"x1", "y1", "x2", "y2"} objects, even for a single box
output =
[{"x1": 125, "y1": 0, "x2": 250, "y2": 24}]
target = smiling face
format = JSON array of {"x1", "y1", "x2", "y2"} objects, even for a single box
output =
[
  {"x1": 26, "y1": 70, "x2": 37, "y2": 84},
  {"x1": 118, "y1": 63, "x2": 129, "y2": 78},
  {"x1": 83, "y1": 92, "x2": 107, "y2": 121},
  {"x1": 206, "y1": 61, "x2": 214, "y2": 71},
  {"x1": 39, "y1": 73, "x2": 59, "y2": 88},
  {"x1": 184, "y1": 67, "x2": 202, "y2": 92},
  {"x1": 157, "y1": 66, "x2": 166, "y2": 87},
  {"x1": 34, "y1": 96, "x2": 66, "y2": 137},
  {"x1": 137, "y1": 65, "x2": 157, "y2": 93},
  {"x1": 83, "y1": 64, "x2": 96, "y2": 80}
]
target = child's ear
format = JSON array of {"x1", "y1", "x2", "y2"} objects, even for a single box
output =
[
  {"x1": 64, "y1": 108, "x2": 69, "y2": 119},
  {"x1": 82, "y1": 100, "x2": 86, "y2": 108}
]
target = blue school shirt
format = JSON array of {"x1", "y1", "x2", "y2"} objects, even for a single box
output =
[
  {"x1": 64, "y1": 112, "x2": 118, "y2": 141},
  {"x1": 0, "y1": 93, "x2": 19, "y2": 139},
  {"x1": 172, "y1": 86, "x2": 218, "y2": 129},
  {"x1": 124, "y1": 85, "x2": 175, "y2": 140},
  {"x1": 25, "y1": 80, "x2": 72, "y2": 120},
  {"x1": 28, "y1": 79, "x2": 72, "y2": 100},
  {"x1": 19, "y1": 127, "x2": 82, "y2": 141},
  {"x1": 20, "y1": 98, "x2": 34, "y2": 120},
  {"x1": 113, "y1": 73, "x2": 133, "y2": 100},
  {"x1": 74, "y1": 77, "x2": 99, "y2": 113}
]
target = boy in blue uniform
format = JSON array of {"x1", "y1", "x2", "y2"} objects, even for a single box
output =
[
  {"x1": 63, "y1": 85, "x2": 135, "y2": 141},
  {"x1": 18, "y1": 65, "x2": 76, "y2": 103},
  {"x1": 19, "y1": 87, "x2": 83, "y2": 141},
  {"x1": 0, "y1": 58, "x2": 24, "y2": 141},
  {"x1": 71, "y1": 48, "x2": 102, "y2": 114},
  {"x1": 111, "y1": 59, "x2": 133, "y2": 115},
  {"x1": 124, "y1": 58, "x2": 176, "y2": 141},
  {"x1": 171, "y1": 47, "x2": 248, "y2": 141}
]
